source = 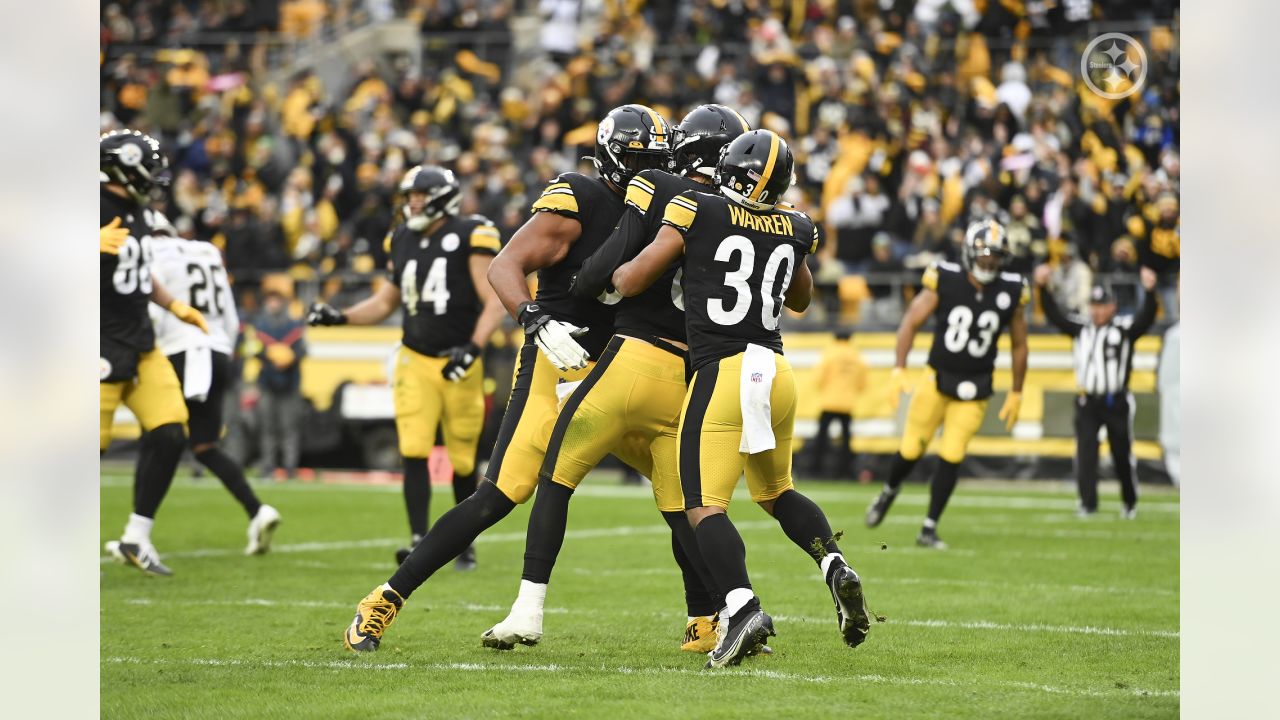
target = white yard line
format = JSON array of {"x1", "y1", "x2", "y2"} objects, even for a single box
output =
[{"x1": 101, "y1": 655, "x2": 1178, "y2": 699}]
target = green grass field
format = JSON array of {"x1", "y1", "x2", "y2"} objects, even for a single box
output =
[{"x1": 101, "y1": 470, "x2": 1179, "y2": 719}]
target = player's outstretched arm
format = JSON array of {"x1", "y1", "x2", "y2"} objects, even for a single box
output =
[
  {"x1": 150, "y1": 275, "x2": 209, "y2": 334},
  {"x1": 613, "y1": 225, "x2": 684, "y2": 297},
  {"x1": 1000, "y1": 308, "x2": 1030, "y2": 432},
  {"x1": 321, "y1": 282, "x2": 401, "y2": 327},
  {"x1": 888, "y1": 287, "x2": 936, "y2": 409},
  {"x1": 784, "y1": 258, "x2": 814, "y2": 312},
  {"x1": 488, "y1": 211, "x2": 580, "y2": 318}
]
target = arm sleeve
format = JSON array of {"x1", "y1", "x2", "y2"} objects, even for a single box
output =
[
  {"x1": 921, "y1": 263, "x2": 940, "y2": 291},
  {"x1": 1127, "y1": 287, "x2": 1159, "y2": 339},
  {"x1": 1040, "y1": 286, "x2": 1084, "y2": 336},
  {"x1": 573, "y1": 205, "x2": 648, "y2": 301}
]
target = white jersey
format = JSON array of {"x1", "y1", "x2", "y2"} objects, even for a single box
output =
[{"x1": 148, "y1": 236, "x2": 239, "y2": 355}]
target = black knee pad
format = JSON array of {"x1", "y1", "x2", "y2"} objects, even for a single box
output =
[
  {"x1": 472, "y1": 481, "x2": 517, "y2": 522},
  {"x1": 147, "y1": 423, "x2": 187, "y2": 451}
]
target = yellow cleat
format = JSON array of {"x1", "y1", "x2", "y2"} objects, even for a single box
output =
[
  {"x1": 681, "y1": 614, "x2": 719, "y2": 653},
  {"x1": 343, "y1": 585, "x2": 405, "y2": 652}
]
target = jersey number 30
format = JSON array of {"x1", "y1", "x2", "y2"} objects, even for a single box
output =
[
  {"x1": 402, "y1": 258, "x2": 450, "y2": 316},
  {"x1": 943, "y1": 306, "x2": 999, "y2": 357},
  {"x1": 708, "y1": 235, "x2": 795, "y2": 331}
]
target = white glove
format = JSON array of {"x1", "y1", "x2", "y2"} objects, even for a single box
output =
[{"x1": 533, "y1": 319, "x2": 590, "y2": 372}]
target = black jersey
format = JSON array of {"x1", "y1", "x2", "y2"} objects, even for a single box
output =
[
  {"x1": 387, "y1": 214, "x2": 502, "y2": 356},
  {"x1": 662, "y1": 190, "x2": 819, "y2": 371},
  {"x1": 573, "y1": 169, "x2": 704, "y2": 342},
  {"x1": 101, "y1": 188, "x2": 159, "y2": 353},
  {"x1": 925, "y1": 261, "x2": 1029, "y2": 379},
  {"x1": 528, "y1": 172, "x2": 625, "y2": 358}
]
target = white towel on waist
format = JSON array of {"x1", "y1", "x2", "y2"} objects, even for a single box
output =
[
  {"x1": 182, "y1": 346, "x2": 213, "y2": 402},
  {"x1": 739, "y1": 344, "x2": 777, "y2": 454},
  {"x1": 556, "y1": 380, "x2": 583, "y2": 409}
]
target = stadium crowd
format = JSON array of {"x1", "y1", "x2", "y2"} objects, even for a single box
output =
[{"x1": 100, "y1": 0, "x2": 1179, "y2": 323}]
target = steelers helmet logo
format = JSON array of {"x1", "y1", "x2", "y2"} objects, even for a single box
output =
[
  {"x1": 597, "y1": 116, "x2": 616, "y2": 146},
  {"x1": 957, "y1": 381, "x2": 977, "y2": 401},
  {"x1": 117, "y1": 142, "x2": 143, "y2": 167},
  {"x1": 996, "y1": 292, "x2": 1011, "y2": 310},
  {"x1": 441, "y1": 233, "x2": 460, "y2": 252},
  {"x1": 100, "y1": 357, "x2": 112, "y2": 381}
]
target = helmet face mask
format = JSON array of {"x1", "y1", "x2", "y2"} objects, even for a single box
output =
[
  {"x1": 715, "y1": 129, "x2": 794, "y2": 211},
  {"x1": 962, "y1": 220, "x2": 1010, "y2": 284},
  {"x1": 399, "y1": 165, "x2": 461, "y2": 231},
  {"x1": 592, "y1": 104, "x2": 672, "y2": 187},
  {"x1": 101, "y1": 129, "x2": 170, "y2": 205},
  {"x1": 671, "y1": 104, "x2": 751, "y2": 179}
]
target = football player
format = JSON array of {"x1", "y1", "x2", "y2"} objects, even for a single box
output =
[
  {"x1": 100, "y1": 130, "x2": 211, "y2": 576},
  {"x1": 307, "y1": 166, "x2": 506, "y2": 569},
  {"x1": 481, "y1": 105, "x2": 751, "y2": 654},
  {"x1": 613, "y1": 130, "x2": 872, "y2": 668},
  {"x1": 865, "y1": 220, "x2": 1030, "y2": 549},
  {"x1": 148, "y1": 214, "x2": 282, "y2": 555},
  {"x1": 339, "y1": 105, "x2": 670, "y2": 652}
]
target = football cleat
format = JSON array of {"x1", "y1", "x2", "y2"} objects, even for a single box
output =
[
  {"x1": 865, "y1": 489, "x2": 898, "y2": 528},
  {"x1": 1076, "y1": 506, "x2": 1097, "y2": 519},
  {"x1": 343, "y1": 586, "x2": 404, "y2": 652},
  {"x1": 481, "y1": 607, "x2": 543, "y2": 650},
  {"x1": 106, "y1": 539, "x2": 172, "y2": 576},
  {"x1": 828, "y1": 564, "x2": 871, "y2": 648},
  {"x1": 682, "y1": 614, "x2": 719, "y2": 653},
  {"x1": 245, "y1": 504, "x2": 282, "y2": 556},
  {"x1": 394, "y1": 534, "x2": 423, "y2": 566},
  {"x1": 916, "y1": 527, "x2": 948, "y2": 550},
  {"x1": 705, "y1": 598, "x2": 775, "y2": 669},
  {"x1": 455, "y1": 544, "x2": 477, "y2": 571},
  {"x1": 1121, "y1": 505, "x2": 1138, "y2": 520}
]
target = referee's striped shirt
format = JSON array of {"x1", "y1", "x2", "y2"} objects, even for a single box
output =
[{"x1": 1041, "y1": 288, "x2": 1158, "y2": 396}]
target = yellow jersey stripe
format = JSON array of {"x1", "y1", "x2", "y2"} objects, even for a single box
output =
[
  {"x1": 544, "y1": 182, "x2": 571, "y2": 192},
  {"x1": 531, "y1": 192, "x2": 579, "y2": 215},
  {"x1": 750, "y1": 133, "x2": 780, "y2": 202},
  {"x1": 662, "y1": 198, "x2": 697, "y2": 231},
  {"x1": 470, "y1": 226, "x2": 502, "y2": 252},
  {"x1": 922, "y1": 264, "x2": 939, "y2": 291},
  {"x1": 670, "y1": 196, "x2": 698, "y2": 211},
  {"x1": 625, "y1": 180, "x2": 655, "y2": 213},
  {"x1": 633, "y1": 176, "x2": 656, "y2": 191}
]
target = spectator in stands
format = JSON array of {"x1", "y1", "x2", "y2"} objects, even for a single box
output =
[{"x1": 864, "y1": 233, "x2": 905, "y2": 325}]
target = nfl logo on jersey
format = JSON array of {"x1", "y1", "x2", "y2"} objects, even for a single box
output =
[{"x1": 750, "y1": 372, "x2": 763, "y2": 383}]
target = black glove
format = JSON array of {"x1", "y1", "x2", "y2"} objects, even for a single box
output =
[
  {"x1": 306, "y1": 302, "x2": 347, "y2": 326},
  {"x1": 516, "y1": 301, "x2": 551, "y2": 334},
  {"x1": 441, "y1": 342, "x2": 482, "y2": 381}
]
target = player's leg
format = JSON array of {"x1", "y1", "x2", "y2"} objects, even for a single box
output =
[
  {"x1": 867, "y1": 371, "x2": 947, "y2": 527},
  {"x1": 441, "y1": 355, "x2": 488, "y2": 568},
  {"x1": 111, "y1": 349, "x2": 189, "y2": 576},
  {"x1": 837, "y1": 412, "x2": 854, "y2": 475},
  {"x1": 1074, "y1": 396, "x2": 1102, "y2": 515},
  {"x1": 917, "y1": 397, "x2": 988, "y2": 548},
  {"x1": 393, "y1": 347, "x2": 444, "y2": 560},
  {"x1": 748, "y1": 358, "x2": 870, "y2": 649},
  {"x1": 1105, "y1": 393, "x2": 1140, "y2": 518},
  {"x1": 680, "y1": 356, "x2": 773, "y2": 668}
]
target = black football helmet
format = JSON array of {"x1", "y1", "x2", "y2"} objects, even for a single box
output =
[
  {"x1": 101, "y1": 129, "x2": 170, "y2": 205},
  {"x1": 961, "y1": 219, "x2": 1010, "y2": 284},
  {"x1": 592, "y1": 104, "x2": 672, "y2": 188},
  {"x1": 671, "y1": 104, "x2": 751, "y2": 179},
  {"x1": 399, "y1": 165, "x2": 461, "y2": 231},
  {"x1": 714, "y1": 129, "x2": 794, "y2": 210}
]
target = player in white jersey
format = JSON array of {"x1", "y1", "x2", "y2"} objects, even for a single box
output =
[{"x1": 147, "y1": 214, "x2": 281, "y2": 555}]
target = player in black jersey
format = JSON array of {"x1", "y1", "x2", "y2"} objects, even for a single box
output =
[
  {"x1": 340, "y1": 105, "x2": 670, "y2": 653},
  {"x1": 865, "y1": 220, "x2": 1030, "y2": 549},
  {"x1": 307, "y1": 166, "x2": 506, "y2": 569},
  {"x1": 481, "y1": 105, "x2": 751, "y2": 654},
  {"x1": 100, "y1": 130, "x2": 212, "y2": 576},
  {"x1": 614, "y1": 130, "x2": 871, "y2": 668}
]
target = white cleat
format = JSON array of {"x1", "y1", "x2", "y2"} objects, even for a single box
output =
[
  {"x1": 245, "y1": 504, "x2": 282, "y2": 555},
  {"x1": 481, "y1": 609, "x2": 544, "y2": 650}
]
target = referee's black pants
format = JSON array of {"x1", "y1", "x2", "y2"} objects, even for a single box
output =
[{"x1": 1074, "y1": 392, "x2": 1138, "y2": 512}]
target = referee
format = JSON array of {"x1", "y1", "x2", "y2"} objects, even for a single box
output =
[{"x1": 1034, "y1": 265, "x2": 1159, "y2": 519}]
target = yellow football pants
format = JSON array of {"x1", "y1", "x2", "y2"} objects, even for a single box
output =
[
  {"x1": 541, "y1": 336, "x2": 687, "y2": 512},
  {"x1": 393, "y1": 345, "x2": 486, "y2": 475},
  {"x1": 899, "y1": 367, "x2": 989, "y2": 464},
  {"x1": 677, "y1": 350, "x2": 797, "y2": 510},
  {"x1": 100, "y1": 347, "x2": 189, "y2": 451}
]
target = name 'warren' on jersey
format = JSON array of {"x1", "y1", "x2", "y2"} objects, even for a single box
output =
[
  {"x1": 661, "y1": 189, "x2": 819, "y2": 371},
  {"x1": 387, "y1": 214, "x2": 502, "y2": 356},
  {"x1": 924, "y1": 260, "x2": 1029, "y2": 378}
]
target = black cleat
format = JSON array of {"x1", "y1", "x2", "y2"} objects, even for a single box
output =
[
  {"x1": 828, "y1": 564, "x2": 871, "y2": 648},
  {"x1": 705, "y1": 598, "x2": 775, "y2": 669},
  {"x1": 455, "y1": 544, "x2": 477, "y2": 571},
  {"x1": 865, "y1": 489, "x2": 898, "y2": 528},
  {"x1": 106, "y1": 540, "x2": 173, "y2": 576},
  {"x1": 916, "y1": 527, "x2": 948, "y2": 550}
]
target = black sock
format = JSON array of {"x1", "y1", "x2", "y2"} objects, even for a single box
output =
[
  {"x1": 770, "y1": 489, "x2": 842, "y2": 563},
  {"x1": 388, "y1": 481, "x2": 515, "y2": 598},
  {"x1": 886, "y1": 452, "x2": 919, "y2": 492},
  {"x1": 452, "y1": 469, "x2": 477, "y2": 506},
  {"x1": 134, "y1": 423, "x2": 185, "y2": 519},
  {"x1": 662, "y1": 511, "x2": 720, "y2": 616},
  {"x1": 926, "y1": 460, "x2": 961, "y2": 525},
  {"x1": 402, "y1": 457, "x2": 430, "y2": 537},
  {"x1": 195, "y1": 447, "x2": 262, "y2": 518},
  {"x1": 693, "y1": 513, "x2": 752, "y2": 598},
  {"x1": 521, "y1": 478, "x2": 573, "y2": 584}
]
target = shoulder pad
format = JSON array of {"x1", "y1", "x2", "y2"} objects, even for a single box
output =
[
  {"x1": 1000, "y1": 271, "x2": 1023, "y2": 283},
  {"x1": 936, "y1": 260, "x2": 962, "y2": 274},
  {"x1": 531, "y1": 174, "x2": 580, "y2": 216}
]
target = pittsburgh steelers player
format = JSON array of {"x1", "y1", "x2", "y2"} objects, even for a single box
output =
[
  {"x1": 100, "y1": 130, "x2": 211, "y2": 576},
  {"x1": 339, "y1": 105, "x2": 671, "y2": 652},
  {"x1": 613, "y1": 130, "x2": 872, "y2": 668},
  {"x1": 865, "y1": 220, "x2": 1030, "y2": 549},
  {"x1": 308, "y1": 166, "x2": 506, "y2": 570},
  {"x1": 481, "y1": 105, "x2": 751, "y2": 654}
]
